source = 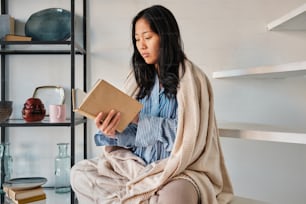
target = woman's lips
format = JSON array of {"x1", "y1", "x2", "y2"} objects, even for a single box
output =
[{"x1": 141, "y1": 53, "x2": 149, "y2": 58}]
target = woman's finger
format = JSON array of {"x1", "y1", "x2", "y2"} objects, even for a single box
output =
[
  {"x1": 103, "y1": 109, "x2": 116, "y2": 125},
  {"x1": 103, "y1": 112, "x2": 120, "y2": 135},
  {"x1": 109, "y1": 112, "x2": 121, "y2": 128},
  {"x1": 95, "y1": 112, "x2": 104, "y2": 127}
]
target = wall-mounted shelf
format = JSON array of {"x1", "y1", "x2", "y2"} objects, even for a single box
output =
[
  {"x1": 214, "y1": 3, "x2": 306, "y2": 146},
  {"x1": 267, "y1": 3, "x2": 306, "y2": 30},
  {"x1": 212, "y1": 60, "x2": 306, "y2": 79},
  {"x1": 218, "y1": 122, "x2": 306, "y2": 144}
]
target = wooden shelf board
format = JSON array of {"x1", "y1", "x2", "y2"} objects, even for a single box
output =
[
  {"x1": 218, "y1": 122, "x2": 306, "y2": 144},
  {"x1": 212, "y1": 61, "x2": 306, "y2": 79},
  {"x1": 267, "y1": 3, "x2": 306, "y2": 30}
]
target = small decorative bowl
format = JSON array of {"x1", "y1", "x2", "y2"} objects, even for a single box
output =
[{"x1": 0, "y1": 101, "x2": 13, "y2": 122}]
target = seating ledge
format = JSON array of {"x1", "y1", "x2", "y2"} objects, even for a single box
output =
[{"x1": 230, "y1": 196, "x2": 269, "y2": 204}]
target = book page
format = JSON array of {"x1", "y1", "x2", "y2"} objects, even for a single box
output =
[{"x1": 72, "y1": 88, "x2": 86, "y2": 111}]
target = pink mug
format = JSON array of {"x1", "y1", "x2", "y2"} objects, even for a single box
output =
[{"x1": 49, "y1": 104, "x2": 66, "y2": 122}]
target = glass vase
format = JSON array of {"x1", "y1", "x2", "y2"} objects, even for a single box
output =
[
  {"x1": 3, "y1": 143, "x2": 13, "y2": 182},
  {"x1": 54, "y1": 143, "x2": 71, "y2": 193}
]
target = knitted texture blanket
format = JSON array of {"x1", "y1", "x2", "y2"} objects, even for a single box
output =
[{"x1": 75, "y1": 60, "x2": 233, "y2": 203}]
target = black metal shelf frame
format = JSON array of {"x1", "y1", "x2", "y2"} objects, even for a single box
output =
[{"x1": 0, "y1": 1, "x2": 87, "y2": 203}]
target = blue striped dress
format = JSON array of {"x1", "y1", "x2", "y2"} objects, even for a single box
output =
[{"x1": 94, "y1": 75, "x2": 178, "y2": 164}]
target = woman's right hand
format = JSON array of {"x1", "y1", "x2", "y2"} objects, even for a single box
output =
[{"x1": 95, "y1": 110, "x2": 121, "y2": 138}]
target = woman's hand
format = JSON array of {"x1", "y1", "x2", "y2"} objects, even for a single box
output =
[{"x1": 95, "y1": 110, "x2": 121, "y2": 137}]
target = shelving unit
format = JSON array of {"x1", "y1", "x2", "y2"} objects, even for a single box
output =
[
  {"x1": 0, "y1": 1, "x2": 87, "y2": 204},
  {"x1": 213, "y1": 3, "x2": 306, "y2": 144}
]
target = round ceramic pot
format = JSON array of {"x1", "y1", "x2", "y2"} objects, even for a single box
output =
[{"x1": 22, "y1": 98, "x2": 46, "y2": 122}]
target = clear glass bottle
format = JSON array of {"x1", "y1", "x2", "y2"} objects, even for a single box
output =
[
  {"x1": 55, "y1": 143, "x2": 71, "y2": 193},
  {"x1": 3, "y1": 143, "x2": 13, "y2": 182}
]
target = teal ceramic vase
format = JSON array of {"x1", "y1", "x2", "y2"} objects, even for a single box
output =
[{"x1": 25, "y1": 8, "x2": 71, "y2": 41}]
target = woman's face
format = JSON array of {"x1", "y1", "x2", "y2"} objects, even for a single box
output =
[{"x1": 135, "y1": 18, "x2": 160, "y2": 67}]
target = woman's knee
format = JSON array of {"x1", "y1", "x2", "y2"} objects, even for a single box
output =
[
  {"x1": 70, "y1": 160, "x2": 95, "y2": 193},
  {"x1": 155, "y1": 179, "x2": 199, "y2": 204}
]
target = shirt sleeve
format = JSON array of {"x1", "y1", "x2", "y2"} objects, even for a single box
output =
[
  {"x1": 135, "y1": 114, "x2": 177, "y2": 152},
  {"x1": 94, "y1": 123, "x2": 137, "y2": 148},
  {"x1": 94, "y1": 114, "x2": 177, "y2": 151}
]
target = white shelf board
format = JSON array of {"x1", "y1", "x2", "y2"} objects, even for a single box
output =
[
  {"x1": 212, "y1": 60, "x2": 306, "y2": 79},
  {"x1": 267, "y1": 3, "x2": 306, "y2": 30},
  {"x1": 218, "y1": 122, "x2": 306, "y2": 144}
]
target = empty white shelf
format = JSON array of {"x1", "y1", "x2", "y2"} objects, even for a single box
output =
[
  {"x1": 218, "y1": 122, "x2": 306, "y2": 144},
  {"x1": 212, "y1": 60, "x2": 306, "y2": 79},
  {"x1": 267, "y1": 3, "x2": 306, "y2": 30}
]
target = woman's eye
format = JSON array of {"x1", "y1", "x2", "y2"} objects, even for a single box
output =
[{"x1": 135, "y1": 38, "x2": 140, "y2": 42}]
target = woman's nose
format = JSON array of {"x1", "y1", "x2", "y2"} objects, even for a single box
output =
[{"x1": 139, "y1": 39, "x2": 146, "y2": 49}]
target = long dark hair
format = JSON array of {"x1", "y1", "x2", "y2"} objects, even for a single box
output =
[{"x1": 131, "y1": 5, "x2": 187, "y2": 99}]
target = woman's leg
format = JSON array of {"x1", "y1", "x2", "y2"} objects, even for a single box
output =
[
  {"x1": 70, "y1": 156, "x2": 129, "y2": 204},
  {"x1": 149, "y1": 179, "x2": 199, "y2": 204}
]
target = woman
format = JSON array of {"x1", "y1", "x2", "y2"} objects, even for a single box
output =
[{"x1": 71, "y1": 5, "x2": 233, "y2": 204}]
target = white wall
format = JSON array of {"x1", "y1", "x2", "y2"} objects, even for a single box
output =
[{"x1": 1, "y1": 0, "x2": 306, "y2": 203}]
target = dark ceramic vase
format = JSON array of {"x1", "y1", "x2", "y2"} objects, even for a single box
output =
[{"x1": 22, "y1": 98, "x2": 46, "y2": 122}]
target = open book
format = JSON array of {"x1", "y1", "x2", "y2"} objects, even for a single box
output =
[{"x1": 72, "y1": 79, "x2": 143, "y2": 132}]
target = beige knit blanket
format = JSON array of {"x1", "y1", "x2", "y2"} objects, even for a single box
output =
[{"x1": 84, "y1": 60, "x2": 233, "y2": 203}]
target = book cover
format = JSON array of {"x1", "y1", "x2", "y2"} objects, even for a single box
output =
[
  {"x1": 4, "y1": 34, "x2": 32, "y2": 41},
  {"x1": 72, "y1": 79, "x2": 143, "y2": 132},
  {"x1": 3, "y1": 187, "x2": 45, "y2": 200},
  {"x1": 26, "y1": 200, "x2": 46, "y2": 204},
  {"x1": 8, "y1": 193, "x2": 46, "y2": 204}
]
